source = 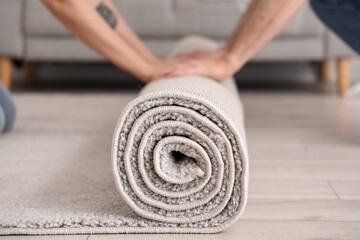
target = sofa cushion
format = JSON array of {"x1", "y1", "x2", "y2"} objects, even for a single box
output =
[
  {"x1": 173, "y1": 0, "x2": 323, "y2": 37},
  {"x1": 0, "y1": 0, "x2": 24, "y2": 58},
  {"x1": 24, "y1": 0, "x2": 69, "y2": 36},
  {"x1": 172, "y1": 0, "x2": 244, "y2": 38},
  {"x1": 26, "y1": 36, "x2": 324, "y2": 61},
  {"x1": 24, "y1": 0, "x2": 174, "y2": 37},
  {"x1": 113, "y1": 0, "x2": 175, "y2": 37},
  {"x1": 24, "y1": 0, "x2": 323, "y2": 38}
]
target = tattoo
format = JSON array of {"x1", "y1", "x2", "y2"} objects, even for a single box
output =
[{"x1": 96, "y1": 2, "x2": 117, "y2": 29}]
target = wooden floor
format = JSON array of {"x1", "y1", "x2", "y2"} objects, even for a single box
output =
[{"x1": 2, "y1": 88, "x2": 360, "y2": 240}]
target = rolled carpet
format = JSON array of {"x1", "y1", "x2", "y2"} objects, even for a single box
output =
[
  {"x1": 0, "y1": 36, "x2": 248, "y2": 235},
  {"x1": 111, "y1": 36, "x2": 249, "y2": 233}
]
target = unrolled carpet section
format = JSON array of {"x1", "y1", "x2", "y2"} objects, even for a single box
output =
[{"x1": 111, "y1": 37, "x2": 249, "y2": 233}]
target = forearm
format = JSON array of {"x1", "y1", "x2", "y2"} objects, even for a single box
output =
[
  {"x1": 98, "y1": 0, "x2": 159, "y2": 63},
  {"x1": 224, "y1": 0, "x2": 306, "y2": 70},
  {"x1": 42, "y1": 0, "x2": 152, "y2": 80}
]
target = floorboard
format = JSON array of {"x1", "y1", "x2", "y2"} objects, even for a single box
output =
[
  {"x1": 330, "y1": 181, "x2": 360, "y2": 200},
  {"x1": 249, "y1": 180, "x2": 337, "y2": 199}
]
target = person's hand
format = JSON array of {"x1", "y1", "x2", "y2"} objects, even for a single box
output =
[
  {"x1": 139, "y1": 58, "x2": 184, "y2": 83},
  {"x1": 169, "y1": 48, "x2": 239, "y2": 81},
  {"x1": 175, "y1": 48, "x2": 225, "y2": 61}
]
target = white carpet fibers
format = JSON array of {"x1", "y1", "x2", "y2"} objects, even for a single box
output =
[
  {"x1": 0, "y1": 93, "x2": 145, "y2": 234},
  {"x1": 0, "y1": 87, "x2": 247, "y2": 234},
  {"x1": 0, "y1": 37, "x2": 248, "y2": 235}
]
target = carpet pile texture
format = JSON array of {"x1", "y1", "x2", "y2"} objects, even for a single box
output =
[{"x1": 0, "y1": 36, "x2": 248, "y2": 235}]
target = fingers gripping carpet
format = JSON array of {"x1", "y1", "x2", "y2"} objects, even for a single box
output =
[{"x1": 0, "y1": 36, "x2": 249, "y2": 234}]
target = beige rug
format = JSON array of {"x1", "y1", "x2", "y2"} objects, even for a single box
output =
[{"x1": 0, "y1": 37, "x2": 248, "y2": 235}]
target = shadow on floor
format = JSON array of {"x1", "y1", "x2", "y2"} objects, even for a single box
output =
[{"x1": 10, "y1": 61, "x2": 332, "y2": 94}]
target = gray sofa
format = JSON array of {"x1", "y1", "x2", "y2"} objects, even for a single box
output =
[{"x1": 0, "y1": 0, "x2": 356, "y2": 94}]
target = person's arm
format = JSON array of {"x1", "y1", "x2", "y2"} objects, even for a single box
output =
[
  {"x1": 170, "y1": 0, "x2": 306, "y2": 81},
  {"x1": 42, "y1": 0, "x2": 173, "y2": 82},
  {"x1": 92, "y1": 0, "x2": 159, "y2": 64}
]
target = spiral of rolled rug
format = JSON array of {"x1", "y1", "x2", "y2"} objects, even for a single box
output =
[{"x1": 111, "y1": 36, "x2": 249, "y2": 233}]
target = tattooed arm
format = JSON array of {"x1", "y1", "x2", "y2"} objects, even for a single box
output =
[
  {"x1": 93, "y1": 0, "x2": 159, "y2": 64},
  {"x1": 42, "y1": 0, "x2": 174, "y2": 82}
]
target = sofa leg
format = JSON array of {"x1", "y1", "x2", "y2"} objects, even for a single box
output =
[
  {"x1": 25, "y1": 61, "x2": 36, "y2": 82},
  {"x1": 336, "y1": 58, "x2": 350, "y2": 95},
  {"x1": 320, "y1": 59, "x2": 331, "y2": 83},
  {"x1": 0, "y1": 58, "x2": 13, "y2": 88}
]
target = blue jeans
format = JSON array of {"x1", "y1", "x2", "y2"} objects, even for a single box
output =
[
  {"x1": 310, "y1": 0, "x2": 360, "y2": 54},
  {"x1": 0, "y1": 82, "x2": 16, "y2": 133}
]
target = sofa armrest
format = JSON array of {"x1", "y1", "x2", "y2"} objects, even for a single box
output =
[{"x1": 0, "y1": 0, "x2": 25, "y2": 58}]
